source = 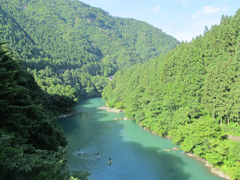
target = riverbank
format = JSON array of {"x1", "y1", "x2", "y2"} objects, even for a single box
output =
[
  {"x1": 115, "y1": 117, "x2": 134, "y2": 121},
  {"x1": 99, "y1": 105, "x2": 135, "y2": 121},
  {"x1": 99, "y1": 105, "x2": 230, "y2": 180},
  {"x1": 186, "y1": 153, "x2": 230, "y2": 179},
  {"x1": 139, "y1": 124, "x2": 231, "y2": 180},
  {"x1": 99, "y1": 105, "x2": 125, "y2": 113}
]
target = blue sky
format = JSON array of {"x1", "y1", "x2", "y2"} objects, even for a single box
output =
[{"x1": 79, "y1": 0, "x2": 240, "y2": 42}]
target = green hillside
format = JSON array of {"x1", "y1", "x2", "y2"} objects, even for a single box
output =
[
  {"x1": 0, "y1": 42, "x2": 89, "y2": 179},
  {"x1": 102, "y1": 10, "x2": 240, "y2": 179},
  {"x1": 0, "y1": 0, "x2": 179, "y2": 99}
]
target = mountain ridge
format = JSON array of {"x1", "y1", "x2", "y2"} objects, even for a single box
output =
[{"x1": 0, "y1": 0, "x2": 179, "y2": 99}]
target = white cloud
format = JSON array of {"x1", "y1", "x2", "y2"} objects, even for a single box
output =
[
  {"x1": 182, "y1": 0, "x2": 186, "y2": 2},
  {"x1": 192, "y1": 14, "x2": 197, "y2": 18},
  {"x1": 193, "y1": 6, "x2": 220, "y2": 18},
  {"x1": 201, "y1": 6, "x2": 220, "y2": 15},
  {"x1": 152, "y1": 6, "x2": 160, "y2": 12}
]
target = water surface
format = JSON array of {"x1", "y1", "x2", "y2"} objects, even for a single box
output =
[{"x1": 57, "y1": 98, "x2": 224, "y2": 180}]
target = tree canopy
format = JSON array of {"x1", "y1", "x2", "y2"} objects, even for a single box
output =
[
  {"x1": 0, "y1": 0, "x2": 179, "y2": 99},
  {"x1": 102, "y1": 9, "x2": 240, "y2": 179},
  {"x1": 0, "y1": 42, "x2": 88, "y2": 179}
]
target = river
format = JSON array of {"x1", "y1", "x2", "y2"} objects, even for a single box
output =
[{"x1": 57, "y1": 98, "x2": 225, "y2": 180}]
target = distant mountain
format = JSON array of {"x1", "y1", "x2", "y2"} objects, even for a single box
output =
[{"x1": 0, "y1": 0, "x2": 179, "y2": 99}]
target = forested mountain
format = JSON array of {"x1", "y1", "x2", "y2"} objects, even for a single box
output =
[
  {"x1": 0, "y1": 0, "x2": 179, "y2": 100},
  {"x1": 102, "y1": 9, "x2": 240, "y2": 179},
  {"x1": 0, "y1": 42, "x2": 89, "y2": 179}
]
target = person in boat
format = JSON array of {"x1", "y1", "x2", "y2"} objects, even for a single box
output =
[
  {"x1": 108, "y1": 157, "x2": 112, "y2": 165},
  {"x1": 97, "y1": 153, "x2": 100, "y2": 159}
]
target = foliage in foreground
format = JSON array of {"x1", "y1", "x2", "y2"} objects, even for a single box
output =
[{"x1": 0, "y1": 43, "x2": 89, "y2": 179}]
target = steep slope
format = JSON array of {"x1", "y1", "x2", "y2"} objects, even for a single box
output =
[
  {"x1": 0, "y1": 0, "x2": 179, "y2": 99},
  {"x1": 102, "y1": 10, "x2": 240, "y2": 179},
  {"x1": 0, "y1": 42, "x2": 89, "y2": 179}
]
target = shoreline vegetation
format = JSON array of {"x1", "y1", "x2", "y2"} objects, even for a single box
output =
[{"x1": 99, "y1": 105, "x2": 230, "y2": 180}]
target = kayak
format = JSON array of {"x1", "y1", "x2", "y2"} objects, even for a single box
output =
[
  {"x1": 107, "y1": 160, "x2": 113, "y2": 164},
  {"x1": 163, "y1": 149, "x2": 170, "y2": 151}
]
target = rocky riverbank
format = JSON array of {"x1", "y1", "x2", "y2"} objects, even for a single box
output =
[
  {"x1": 138, "y1": 123, "x2": 172, "y2": 138},
  {"x1": 99, "y1": 105, "x2": 124, "y2": 113},
  {"x1": 138, "y1": 123, "x2": 230, "y2": 179},
  {"x1": 186, "y1": 153, "x2": 230, "y2": 179},
  {"x1": 99, "y1": 105, "x2": 133, "y2": 121},
  {"x1": 114, "y1": 117, "x2": 134, "y2": 121}
]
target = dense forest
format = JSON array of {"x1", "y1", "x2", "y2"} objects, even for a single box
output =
[
  {"x1": 2, "y1": 0, "x2": 239, "y2": 179},
  {"x1": 0, "y1": 0, "x2": 179, "y2": 100},
  {"x1": 0, "y1": 42, "x2": 90, "y2": 179},
  {"x1": 102, "y1": 9, "x2": 240, "y2": 179},
  {"x1": 0, "y1": 0, "x2": 179, "y2": 179}
]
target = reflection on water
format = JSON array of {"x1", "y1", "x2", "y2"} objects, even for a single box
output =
[{"x1": 57, "y1": 98, "x2": 224, "y2": 180}]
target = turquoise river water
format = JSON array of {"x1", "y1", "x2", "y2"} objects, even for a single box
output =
[{"x1": 57, "y1": 98, "x2": 225, "y2": 180}]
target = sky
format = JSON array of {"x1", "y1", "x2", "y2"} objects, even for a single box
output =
[{"x1": 78, "y1": 0, "x2": 240, "y2": 42}]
